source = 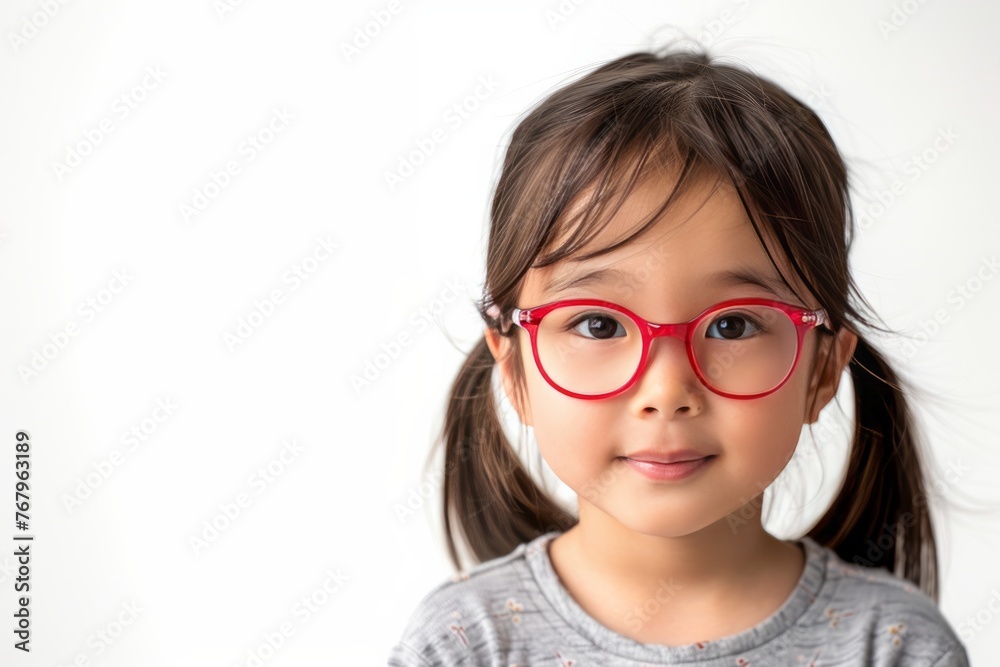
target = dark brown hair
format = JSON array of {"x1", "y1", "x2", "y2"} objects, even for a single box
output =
[{"x1": 433, "y1": 45, "x2": 941, "y2": 602}]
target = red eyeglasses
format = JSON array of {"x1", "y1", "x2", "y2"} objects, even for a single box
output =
[{"x1": 502, "y1": 297, "x2": 830, "y2": 400}]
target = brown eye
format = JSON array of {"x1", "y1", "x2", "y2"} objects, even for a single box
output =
[
  {"x1": 568, "y1": 313, "x2": 626, "y2": 340},
  {"x1": 706, "y1": 313, "x2": 763, "y2": 340}
]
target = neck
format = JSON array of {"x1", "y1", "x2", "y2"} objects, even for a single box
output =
[{"x1": 579, "y1": 500, "x2": 782, "y2": 589}]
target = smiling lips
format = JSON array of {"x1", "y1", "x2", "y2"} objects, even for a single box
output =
[
  {"x1": 620, "y1": 448, "x2": 713, "y2": 464},
  {"x1": 618, "y1": 449, "x2": 716, "y2": 481}
]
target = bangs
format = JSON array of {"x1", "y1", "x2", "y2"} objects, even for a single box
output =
[
  {"x1": 536, "y1": 134, "x2": 728, "y2": 270},
  {"x1": 526, "y1": 115, "x2": 784, "y2": 302}
]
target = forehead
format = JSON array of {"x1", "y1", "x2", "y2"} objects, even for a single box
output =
[
  {"x1": 550, "y1": 165, "x2": 745, "y2": 252},
  {"x1": 520, "y1": 169, "x2": 809, "y2": 310}
]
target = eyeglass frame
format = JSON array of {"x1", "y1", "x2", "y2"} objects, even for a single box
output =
[{"x1": 499, "y1": 297, "x2": 831, "y2": 400}]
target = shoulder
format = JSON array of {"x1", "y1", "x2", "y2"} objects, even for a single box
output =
[
  {"x1": 802, "y1": 537, "x2": 970, "y2": 666},
  {"x1": 388, "y1": 533, "x2": 556, "y2": 666}
]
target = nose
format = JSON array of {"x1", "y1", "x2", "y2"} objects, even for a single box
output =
[{"x1": 628, "y1": 334, "x2": 705, "y2": 415}]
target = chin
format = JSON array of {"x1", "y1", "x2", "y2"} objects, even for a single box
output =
[{"x1": 608, "y1": 512, "x2": 715, "y2": 539}]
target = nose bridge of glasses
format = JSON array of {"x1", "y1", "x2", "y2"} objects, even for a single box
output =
[
  {"x1": 646, "y1": 321, "x2": 690, "y2": 343},
  {"x1": 631, "y1": 321, "x2": 700, "y2": 397},
  {"x1": 642, "y1": 322, "x2": 693, "y2": 370}
]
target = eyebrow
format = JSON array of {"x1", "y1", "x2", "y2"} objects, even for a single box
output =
[
  {"x1": 708, "y1": 267, "x2": 795, "y2": 300},
  {"x1": 543, "y1": 266, "x2": 794, "y2": 300},
  {"x1": 543, "y1": 267, "x2": 637, "y2": 296}
]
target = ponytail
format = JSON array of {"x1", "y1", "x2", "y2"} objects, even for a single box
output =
[
  {"x1": 807, "y1": 334, "x2": 939, "y2": 601},
  {"x1": 439, "y1": 336, "x2": 576, "y2": 572}
]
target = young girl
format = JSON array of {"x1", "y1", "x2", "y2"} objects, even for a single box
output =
[{"x1": 389, "y1": 46, "x2": 969, "y2": 666}]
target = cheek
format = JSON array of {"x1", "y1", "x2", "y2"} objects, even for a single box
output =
[
  {"x1": 738, "y1": 337, "x2": 817, "y2": 429},
  {"x1": 718, "y1": 371, "x2": 811, "y2": 470},
  {"x1": 709, "y1": 405, "x2": 800, "y2": 501},
  {"x1": 521, "y1": 354, "x2": 617, "y2": 483}
]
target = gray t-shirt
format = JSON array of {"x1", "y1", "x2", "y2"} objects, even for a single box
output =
[{"x1": 388, "y1": 531, "x2": 969, "y2": 666}]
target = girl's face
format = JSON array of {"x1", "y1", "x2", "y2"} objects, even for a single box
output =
[{"x1": 486, "y1": 171, "x2": 856, "y2": 538}]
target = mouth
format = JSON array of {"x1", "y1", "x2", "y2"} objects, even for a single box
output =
[
  {"x1": 616, "y1": 454, "x2": 716, "y2": 481},
  {"x1": 618, "y1": 455, "x2": 715, "y2": 464},
  {"x1": 617, "y1": 448, "x2": 717, "y2": 465}
]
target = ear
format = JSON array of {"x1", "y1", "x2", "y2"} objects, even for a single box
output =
[
  {"x1": 804, "y1": 327, "x2": 858, "y2": 424},
  {"x1": 484, "y1": 327, "x2": 533, "y2": 426}
]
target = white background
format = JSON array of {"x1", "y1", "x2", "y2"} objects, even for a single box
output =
[{"x1": 1, "y1": 0, "x2": 998, "y2": 664}]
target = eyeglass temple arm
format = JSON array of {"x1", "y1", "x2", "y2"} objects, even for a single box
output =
[
  {"x1": 486, "y1": 303, "x2": 521, "y2": 334},
  {"x1": 807, "y1": 308, "x2": 831, "y2": 331}
]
